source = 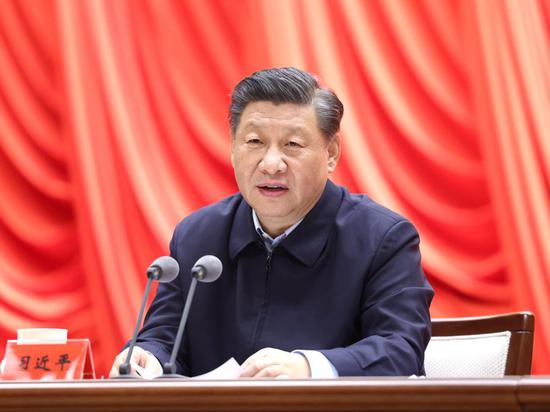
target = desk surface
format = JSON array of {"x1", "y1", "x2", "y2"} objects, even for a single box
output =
[{"x1": 0, "y1": 376, "x2": 549, "y2": 412}]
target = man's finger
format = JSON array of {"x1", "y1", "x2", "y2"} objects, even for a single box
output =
[
  {"x1": 240, "y1": 355, "x2": 281, "y2": 377},
  {"x1": 240, "y1": 348, "x2": 276, "y2": 372},
  {"x1": 109, "y1": 352, "x2": 126, "y2": 377},
  {"x1": 239, "y1": 360, "x2": 265, "y2": 377},
  {"x1": 253, "y1": 364, "x2": 285, "y2": 378},
  {"x1": 109, "y1": 349, "x2": 142, "y2": 378}
]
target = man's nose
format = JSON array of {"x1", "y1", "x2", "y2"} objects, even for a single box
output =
[{"x1": 259, "y1": 147, "x2": 287, "y2": 175}]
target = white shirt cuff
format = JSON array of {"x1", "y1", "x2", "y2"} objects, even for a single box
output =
[{"x1": 293, "y1": 350, "x2": 339, "y2": 378}]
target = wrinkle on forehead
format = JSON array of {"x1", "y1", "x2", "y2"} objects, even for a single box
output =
[{"x1": 237, "y1": 102, "x2": 318, "y2": 136}]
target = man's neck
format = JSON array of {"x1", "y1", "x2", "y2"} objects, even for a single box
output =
[
  {"x1": 262, "y1": 222, "x2": 291, "y2": 238},
  {"x1": 252, "y1": 211, "x2": 303, "y2": 239}
]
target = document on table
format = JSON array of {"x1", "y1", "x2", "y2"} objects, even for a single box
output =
[
  {"x1": 194, "y1": 358, "x2": 241, "y2": 379},
  {"x1": 131, "y1": 357, "x2": 241, "y2": 380}
]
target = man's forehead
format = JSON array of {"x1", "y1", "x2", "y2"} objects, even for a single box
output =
[
  {"x1": 238, "y1": 102, "x2": 316, "y2": 130},
  {"x1": 241, "y1": 117, "x2": 310, "y2": 129}
]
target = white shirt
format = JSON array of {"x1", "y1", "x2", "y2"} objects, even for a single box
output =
[{"x1": 252, "y1": 210, "x2": 338, "y2": 378}]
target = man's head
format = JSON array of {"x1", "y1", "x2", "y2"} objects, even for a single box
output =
[
  {"x1": 229, "y1": 67, "x2": 343, "y2": 141},
  {"x1": 229, "y1": 68, "x2": 343, "y2": 237}
]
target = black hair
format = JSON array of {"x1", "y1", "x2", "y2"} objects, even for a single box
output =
[{"x1": 229, "y1": 67, "x2": 343, "y2": 140}]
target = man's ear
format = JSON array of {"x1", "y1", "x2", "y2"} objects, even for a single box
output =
[{"x1": 327, "y1": 134, "x2": 340, "y2": 174}]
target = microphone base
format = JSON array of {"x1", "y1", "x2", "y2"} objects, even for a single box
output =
[{"x1": 155, "y1": 373, "x2": 188, "y2": 379}]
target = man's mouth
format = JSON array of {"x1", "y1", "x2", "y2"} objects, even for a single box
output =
[{"x1": 257, "y1": 184, "x2": 288, "y2": 193}]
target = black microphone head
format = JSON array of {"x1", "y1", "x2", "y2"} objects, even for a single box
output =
[
  {"x1": 147, "y1": 256, "x2": 179, "y2": 283},
  {"x1": 191, "y1": 255, "x2": 222, "y2": 283}
]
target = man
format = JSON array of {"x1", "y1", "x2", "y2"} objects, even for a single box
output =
[{"x1": 110, "y1": 67, "x2": 433, "y2": 378}]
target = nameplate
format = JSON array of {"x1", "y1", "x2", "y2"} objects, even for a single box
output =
[{"x1": 1, "y1": 339, "x2": 95, "y2": 380}]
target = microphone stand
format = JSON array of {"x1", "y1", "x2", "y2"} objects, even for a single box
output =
[
  {"x1": 158, "y1": 277, "x2": 198, "y2": 378},
  {"x1": 116, "y1": 277, "x2": 154, "y2": 378}
]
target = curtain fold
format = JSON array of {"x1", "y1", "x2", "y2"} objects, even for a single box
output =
[{"x1": 1, "y1": 0, "x2": 548, "y2": 376}]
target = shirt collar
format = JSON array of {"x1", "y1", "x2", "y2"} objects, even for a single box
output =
[
  {"x1": 229, "y1": 180, "x2": 343, "y2": 266},
  {"x1": 252, "y1": 209, "x2": 303, "y2": 251}
]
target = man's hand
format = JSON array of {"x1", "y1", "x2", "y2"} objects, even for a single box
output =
[
  {"x1": 109, "y1": 346, "x2": 162, "y2": 378},
  {"x1": 239, "y1": 348, "x2": 311, "y2": 379}
]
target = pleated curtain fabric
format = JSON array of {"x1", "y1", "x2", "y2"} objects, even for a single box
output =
[{"x1": 0, "y1": 0, "x2": 549, "y2": 376}]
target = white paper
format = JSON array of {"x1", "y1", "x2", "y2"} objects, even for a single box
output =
[
  {"x1": 17, "y1": 328, "x2": 68, "y2": 344},
  {"x1": 193, "y1": 358, "x2": 241, "y2": 379},
  {"x1": 130, "y1": 357, "x2": 241, "y2": 380}
]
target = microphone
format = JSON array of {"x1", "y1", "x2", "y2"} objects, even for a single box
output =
[
  {"x1": 161, "y1": 255, "x2": 223, "y2": 377},
  {"x1": 117, "y1": 256, "x2": 179, "y2": 377}
]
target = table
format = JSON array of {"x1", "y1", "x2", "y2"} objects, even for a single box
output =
[{"x1": 0, "y1": 376, "x2": 549, "y2": 412}]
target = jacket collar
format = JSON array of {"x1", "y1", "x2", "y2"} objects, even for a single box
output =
[{"x1": 228, "y1": 180, "x2": 343, "y2": 266}]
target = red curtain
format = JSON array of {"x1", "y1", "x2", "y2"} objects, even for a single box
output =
[{"x1": 1, "y1": 0, "x2": 549, "y2": 377}]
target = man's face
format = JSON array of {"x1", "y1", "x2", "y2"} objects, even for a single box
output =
[{"x1": 231, "y1": 101, "x2": 339, "y2": 236}]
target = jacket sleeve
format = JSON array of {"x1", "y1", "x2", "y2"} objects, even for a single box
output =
[
  {"x1": 132, "y1": 231, "x2": 192, "y2": 376},
  {"x1": 319, "y1": 219, "x2": 434, "y2": 376}
]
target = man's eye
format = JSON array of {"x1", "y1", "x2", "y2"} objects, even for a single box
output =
[
  {"x1": 287, "y1": 141, "x2": 302, "y2": 148},
  {"x1": 246, "y1": 138, "x2": 262, "y2": 145}
]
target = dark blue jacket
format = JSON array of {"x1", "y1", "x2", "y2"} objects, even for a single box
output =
[{"x1": 135, "y1": 180, "x2": 434, "y2": 376}]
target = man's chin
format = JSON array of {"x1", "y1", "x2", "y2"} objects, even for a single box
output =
[
  {"x1": 253, "y1": 205, "x2": 296, "y2": 221},
  {"x1": 254, "y1": 209, "x2": 290, "y2": 219}
]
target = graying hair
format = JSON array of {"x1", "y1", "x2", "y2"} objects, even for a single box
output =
[{"x1": 229, "y1": 67, "x2": 343, "y2": 140}]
